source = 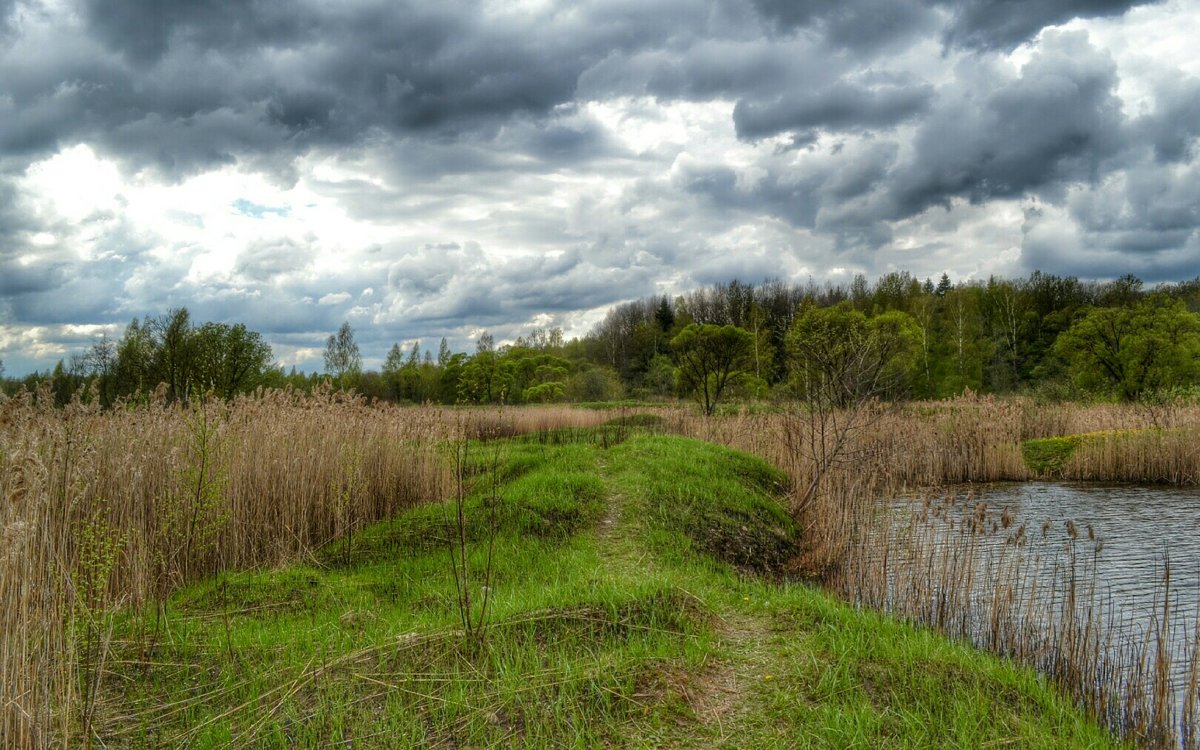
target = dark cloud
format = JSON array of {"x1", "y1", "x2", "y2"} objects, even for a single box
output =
[
  {"x1": 748, "y1": 0, "x2": 938, "y2": 51},
  {"x1": 0, "y1": 0, "x2": 703, "y2": 178},
  {"x1": 887, "y1": 32, "x2": 1124, "y2": 217},
  {"x1": 663, "y1": 30, "x2": 1160, "y2": 254},
  {"x1": 1021, "y1": 210, "x2": 1200, "y2": 283},
  {"x1": 1131, "y1": 77, "x2": 1200, "y2": 163},
  {"x1": 1068, "y1": 161, "x2": 1200, "y2": 254},
  {"x1": 579, "y1": 36, "x2": 832, "y2": 104},
  {"x1": 0, "y1": 0, "x2": 14, "y2": 33},
  {"x1": 672, "y1": 157, "x2": 822, "y2": 228},
  {"x1": 1, "y1": 254, "x2": 133, "y2": 324},
  {"x1": 1018, "y1": 152, "x2": 1200, "y2": 283},
  {"x1": 3, "y1": 0, "x2": 1147, "y2": 185},
  {"x1": 82, "y1": 0, "x2": 319, "y2": 64},
  {"x1": 388, "y1": 242, "x2": 484, "y2": 297},
  {"x1": 938, "y1": 0, "x2": 1159, "y2": 50},
  {"x1": 0, "y1": 257, "x2": 66, "y2": 296},
  {"x1": 398, "y1": 245, "x2": 658, "y2": 329},
  {"x1": 733, "y1": 79, "x2": 934, "y2": 139}
]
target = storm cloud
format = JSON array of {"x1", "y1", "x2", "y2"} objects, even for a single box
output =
[
  {"x1": 938, "y1": 0, "x2": 1161, "y2": 50},
  {"x1": 0, "y1": 0, "x2": 1197, "y2": 373}
]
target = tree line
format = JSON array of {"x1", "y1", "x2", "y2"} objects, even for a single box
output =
[
  {"x1": 2, "y1": 308, "x2": 278, "y2": 407},
  {"x1": 582, "y1": 271, "x2": 1200, "y2": 406},
  {"x1": 3, "y1": 271, "x2": 1198, "y2": 409}
]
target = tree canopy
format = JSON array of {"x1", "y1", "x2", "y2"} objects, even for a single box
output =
[
  {"x1": 324, "y1": 321, "x2": 362, "y2": 388},
  {"x1": 9, "y1": 270, "x2": 1200, "y2": 410},
  {"x1": 786, "y1": 304, "x2": 919, "y2": 409},
  {"x1": 1054, "y1": 298, "x2": 1200, "y2": 401}
]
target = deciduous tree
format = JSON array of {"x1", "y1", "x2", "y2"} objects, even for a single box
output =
[
  {"x1": 670, "y1": 324, "x2": 754, "y2": 416},
  {"x1": 324, "y1": 321, "x2": 362, "y2": 389},
  {"x1": 1054, "y1": 298, "x2": 1200, "y2": 402},
  {"x1": 784, "y1": 303, "x2": 919, "y2": 511}
]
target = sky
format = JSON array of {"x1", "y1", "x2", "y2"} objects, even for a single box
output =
[{"x1": 1, "y1": 0, "x2": 1198, "y2": 375}]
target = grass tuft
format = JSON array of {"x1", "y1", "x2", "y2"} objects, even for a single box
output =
[{"x1": 1022, "y1": 434, "x2": 1084, "y2": 475}]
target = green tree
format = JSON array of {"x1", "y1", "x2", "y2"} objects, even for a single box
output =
[
  {"x1": 113, "y1": 318, "x2": 156, "y2": 397},
  {"x1": 784, "y1": 304, "x2": 919, "y2": 511},
  {"x1": 643, "y1": 354, "x2": 677, "y2": 397},
  {"x1": 399, "y1": 341, "x2": 424, "y2": 402},
  {"x1": 786, "y1": 304, "x2": 919, "y2": 408},
  {"x1": 84, "y1": 334, "x2": 118, "y2": 406},
  {"x1": 382, "y1": 343, "x2": 405, "y2": 400},
  {"x1": 458, "y1": 353, "x2": 512, "y2": 403},
  {"x1": 565, "y1": 366, "x2": 624, "y2": 402},
  {"x1": 439, "y1": 352, "x2": 468, "y2": 403},
  {"x1": 981, "y1": 276, "x2": 1030, "y2": 391},
  {"x1": 192, "y1": 323, "x2": 274, "y2": 399},
  {"x1": 1053, "y1": 298, "x2": 1200, "y2": 401},
  {"x1": 457, "y1": 332, "x2": 511, "y2": 403},
  {"x1": 324, "y1": 321, "x2": 362, "y2": 389},
  {"x1": 655, "y1": 296, "x2": 675, "y2": 333},
  {"x1": 933, "y1": 285, "x2": 987, "y2": 396},
  {"x1": 152, "y1": 308, "x2": 196, "y2": 402},
  {"x1": 670, "y1": 324, "x2": 754, "y2": 416}
]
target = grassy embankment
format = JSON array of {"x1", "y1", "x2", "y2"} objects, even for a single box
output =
[{"x1": 86, "y1": 424, "x2": 1122, "y2": 748}]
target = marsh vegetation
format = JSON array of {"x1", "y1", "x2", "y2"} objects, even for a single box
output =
[{"x1": 1, "y1": 401, "x2": 1130, "y2": 747}]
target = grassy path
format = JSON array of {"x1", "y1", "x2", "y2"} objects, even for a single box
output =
[{"x1": 85, "y1": 427, "x2": 1127, "y2": 748}]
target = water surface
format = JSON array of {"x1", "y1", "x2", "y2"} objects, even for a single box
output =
[{"x1": 883, "y1": 482, "x2": 1200, "y2": 744}]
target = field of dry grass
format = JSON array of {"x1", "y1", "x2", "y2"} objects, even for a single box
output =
[{"x1": 0, "y1": 386, "x2": 610, "y2": 748}]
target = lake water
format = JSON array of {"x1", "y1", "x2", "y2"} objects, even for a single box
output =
[
  {"x1": 879, "y1": 482, "x2": 1200, "y2": 745},
  {"x1": 978, "y1": 483, "x2": 1200, "y2": 620}
]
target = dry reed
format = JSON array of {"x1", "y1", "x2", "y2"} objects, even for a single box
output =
[{"x1": 0, "y1": 385, "x2": 605, "y2": 748}]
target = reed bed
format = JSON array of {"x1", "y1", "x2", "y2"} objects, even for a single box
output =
[
  {"x1": 1062, "y1": 429, "x2": 1200, "y2": 485},
  {"x1": 671, "y1": 396, "x2": 1200, "y2": 500},
  {"x1": 0, "y1": 387, "x2": 605, "y2": 749},
  {"x1": 668, "y1": 396, "x2": 1040, "y2": 571}
]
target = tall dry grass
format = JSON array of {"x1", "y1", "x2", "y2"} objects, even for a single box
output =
[
  {"x1": 671, "y1": 395, "x2": 1200, "y2": 521},
  {"x1": 668, "y1": 395, "x2": 1037, "y2": 572},
  {"x1": 1062, "y1": 429, "x2": 1200, "y2": 485},
  {"x1": 0, "y1": 386, "x2": 606, "y2": 748}
]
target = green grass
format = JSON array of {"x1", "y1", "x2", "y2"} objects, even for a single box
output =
[
  {"x1": 1022, "y1": 434, "x2": 1085, "y2": 474},
  {"x1": 92, "y1": 431, "x2": 1126, "y2": 748}
]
